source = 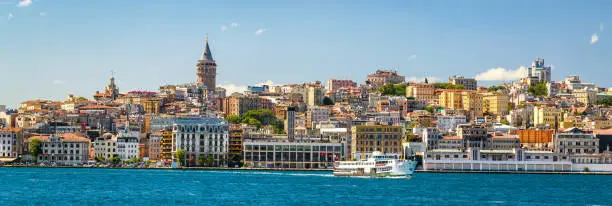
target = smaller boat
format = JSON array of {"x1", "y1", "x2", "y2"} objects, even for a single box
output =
[{"x1": 333, "y1": 151, "x2": 417, "y2": 177}]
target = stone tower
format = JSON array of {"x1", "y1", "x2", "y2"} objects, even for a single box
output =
[{"x1": 196, "y1": 35, "x2": 217, "y2": 92}]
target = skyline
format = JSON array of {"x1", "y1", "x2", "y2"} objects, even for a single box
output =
[{"x1": 1, "y1": 0, "x2": 611, "y2": 108}]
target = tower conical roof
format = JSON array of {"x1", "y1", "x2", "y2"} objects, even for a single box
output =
[{"x1": 200, "y1": 35, "x2": 214, "y2": 61}]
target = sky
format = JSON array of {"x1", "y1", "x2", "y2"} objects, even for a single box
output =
[{"x1": 1, "y1": 0, "x2": 611, "y2": 108}]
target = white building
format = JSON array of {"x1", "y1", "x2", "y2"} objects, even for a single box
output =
[
  {"x1": 172, "y1": 117, "x2": 229, "y2": 166},
  {"x1": 436, "y1": 115, "x2": 467, "y2": 132},
  {"x1": 116, "y1": 131, "x2": 139, "y2": 161},
  {"x1": 306, "y1": 106, "x2": 330, "y2": 128},
  {"x1": 0, "y1": 128, "x2": 23, "y2": 159},
  {"x1": 30, "y1": 133, "x2": 90, "y2": 165}
]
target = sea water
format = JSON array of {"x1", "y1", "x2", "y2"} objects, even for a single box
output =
[{"x1": 0, "y1": 168, "x2": 610, "y2": 205}]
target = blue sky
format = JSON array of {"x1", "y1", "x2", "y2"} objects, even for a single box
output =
[{"x1": 1, "y1": 0, "x2": 611, "y2": 108}]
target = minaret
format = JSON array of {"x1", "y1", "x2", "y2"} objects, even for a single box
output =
[{"x1": 196, "y1": 35, "x2": 217, "y2": 92}]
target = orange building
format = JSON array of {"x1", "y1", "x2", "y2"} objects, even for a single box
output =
[{"x1": 513, "y1": 129, "x2": 554, "y2": 149}]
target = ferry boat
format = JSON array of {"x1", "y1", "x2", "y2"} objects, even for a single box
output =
[{"x1": 333, "y1": 151, "x2": 417, "y2": 177}]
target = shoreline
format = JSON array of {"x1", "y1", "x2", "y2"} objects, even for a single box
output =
[{"x1": 2, "y1": 165, "x2": 611, "y2": 175}]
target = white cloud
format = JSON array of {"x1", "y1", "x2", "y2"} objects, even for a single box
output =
[
  {"x1": 601, "y1": 23, "x2": 604, "y2": 32},
  {"x1": 405, "y1": 76, "x2": 440, "y2": 83},
  {"x1": 53, "y1": 80, "x2": 64, "y2": 85},
  {"x1": 218, "y1": 80, "x2": 277, "y2": 95},
  {"x1": 590, "y1": 33, "x2": 599, "y2": 44},
  {"x1": 254, "y1": 28, "x2": 267, "y2": 36},
  {"x1": 407, "y1": 54, "x2": 416, "y2": 61},
  {"x1": 218, "y1": 83, "x2": 247, "y2": 95},
  {"x1": 475, "y1": 66, "x2": 528, "y2": 81},
  {"x1": 7, "y1": 13, "x2": 13, "y2": 20},
  {"x1": 17, "y1": 0, "x2": 31, "y2": 7},
  {"x1": 231, "y1": 22, "x2": 238, "y2": 28},
  {"x1": 39, "y1": 12, "x2": 47, "y2": 17},
  {"x1": 220, "y1": 25, "x2": 228, "y2": 31},
  {"x1": 255, "y1": 80, "x2": 276, "y2": 86}
]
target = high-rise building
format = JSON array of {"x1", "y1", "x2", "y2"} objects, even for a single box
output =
[
  {"x1": 527, "y1": 58, "x2": 552, "y2": 83},
  {"x1": 196, "y1": 35, "x2": 217, "y2": 92},
  {"x1": 286, "y1": 107, "x2": 296, "y2": 141}
]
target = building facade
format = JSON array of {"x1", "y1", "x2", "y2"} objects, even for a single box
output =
[
  {"x1": 449, "y1": 76, "x2": 477, "y2": 90},
  {"x1": 0, "y1": 128, "x2": 23, "y2": 158},
  {"x1": 350, "y1": 124, "x2": 403, "y2": 159},
  {"x1": 243, "y1": 141, "x2": 342, "y2": 169},
  {"x1": 366, "y1": 70, "x2": 405, "y2": 86},
  {"x1": 30, "y1": 133, "x2": 90, "y2": 165},
  {"x1": 172, "y1": 118, "x2": 229, "y2": 166}
]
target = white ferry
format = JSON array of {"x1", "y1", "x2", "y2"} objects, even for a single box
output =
[{"x1": 333, "y1": 151, "x2": 417, "y2": 177}]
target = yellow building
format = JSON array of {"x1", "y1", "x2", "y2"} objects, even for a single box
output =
[
  {"x1": 351, "y1": 124, "x2": 403, "y2": 159},
  {"x1": 533, "y1": 106, "x2": 563, "y2": 127},
  {"x1": 483, "y1": 92, "x2": 509, "y2": 116},
  {"x1": 160, "y1": 130, "x2": 173, "y2": 161},
  {"x1": 439, "y1": 90, "x2": 483, "y2": 115},
  {"x1": 573, "y1": 89, "x2": 597, "y2": 105},
  {"x1": 406, "y1": 83, "x2": 436, "y2": 103}
]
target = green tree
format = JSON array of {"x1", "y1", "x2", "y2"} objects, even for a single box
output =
[
  {"x1": 197, "y1": 154, "x2": 205, "y2": 166},
  {"x1": 596, "y1": 97, "x2": 612, "y2": 106},
  {"x1": 423, "y1": 106, "x2": 435, "y2": 113},
  {"x1": 110, "y1": 156, "x2": 121, "y2": 165},
  {"x1": 488, "y1": 85, "x2": 506, "y2": 92},
  {"x1": 528, "y1": 82, "x2": 548, "y2": 96},
  {"x1": 376, "y1": 83, "x2": 407, "y2": 96},
  {"x1": 322, "y1": 96, "x2": 334, "y2": 105},
  {"x1": 226, "y1": 115, "x2": 242, "y2": 124},
  {"x1": 145, "y1": 160, "x2": 152, "y2": 167},
  {"x1": 175, "y1": 149, "x2": 186, "y2": 166},
  {"x1": 29, "y1": 138, "x2": 42, "y2": 162},
  {"x1": 205, "y1": 154, "x2": 214, "y2": 167},
  {"x1": 434, "y1": 83, "x2": 465, "y2": 90},
  {"x1": 130, "y1": 157, "x2": 139, "y2": 164}
]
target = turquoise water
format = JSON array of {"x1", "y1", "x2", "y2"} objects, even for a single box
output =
[{"x1": 0, "y1": 168, "x2": 610, "y2": 205}]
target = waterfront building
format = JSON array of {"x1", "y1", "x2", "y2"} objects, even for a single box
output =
[
  {"x1": 243, "y1": 139, "x2": 342, "y2": 169},
  {"x1": 30, "y1": 133, "x2": 90, "y2": 165},
  {"x1": 0, "y1": 128, "x2": 23, "y2": 159},
  {"x1": 228, "y1": 124, "x2": 243, "y2": 166},
  {"x1": 196, "y1": 36, "x2": 217, "y2": 92},
  {"x1": 366, "y1": 70, "x2": 405, "y2": 86},
  {"x1": 160, "y1": 130, "x2": 173, "y2": 161},
  {"x1": 327, "y1": 79, "x2": 356, "y2": 92},
  {"x1": 533, "y1": 105, "x2": 563, "y2": 127},
  {"x1": 457, "y1": 124, "x2": 488, "y2": 149},
  {"x1": 116, "y1": 131, "x2": 139, "y2": 161},
  {"x1": 406, "y1": 83, "x2": 436, "y2": 103},
  {"x1": 513, "y1": 129, "x2": 554, "y2": 149},
  {"x1": 93, "y1": 133, "x2": 116, "y2": 160},
  {"x1": 555, "y1": 128, "x2": 599, "y2": 155},
  {"x1": 448, "y1": 75, "x2": 477, "y2": 90},
  {"x1": 350, "y1": 124, "x2": 403, "y2": 159},
  {"x1": 413, "y1": 127, "x2": 441, "y2": 150},
  {"x1": 172, "y1": 118, "x2": 229, "y2": 166},
  {"x1": 149, "y1": 132, "x2": 162, "y2": 160}
]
